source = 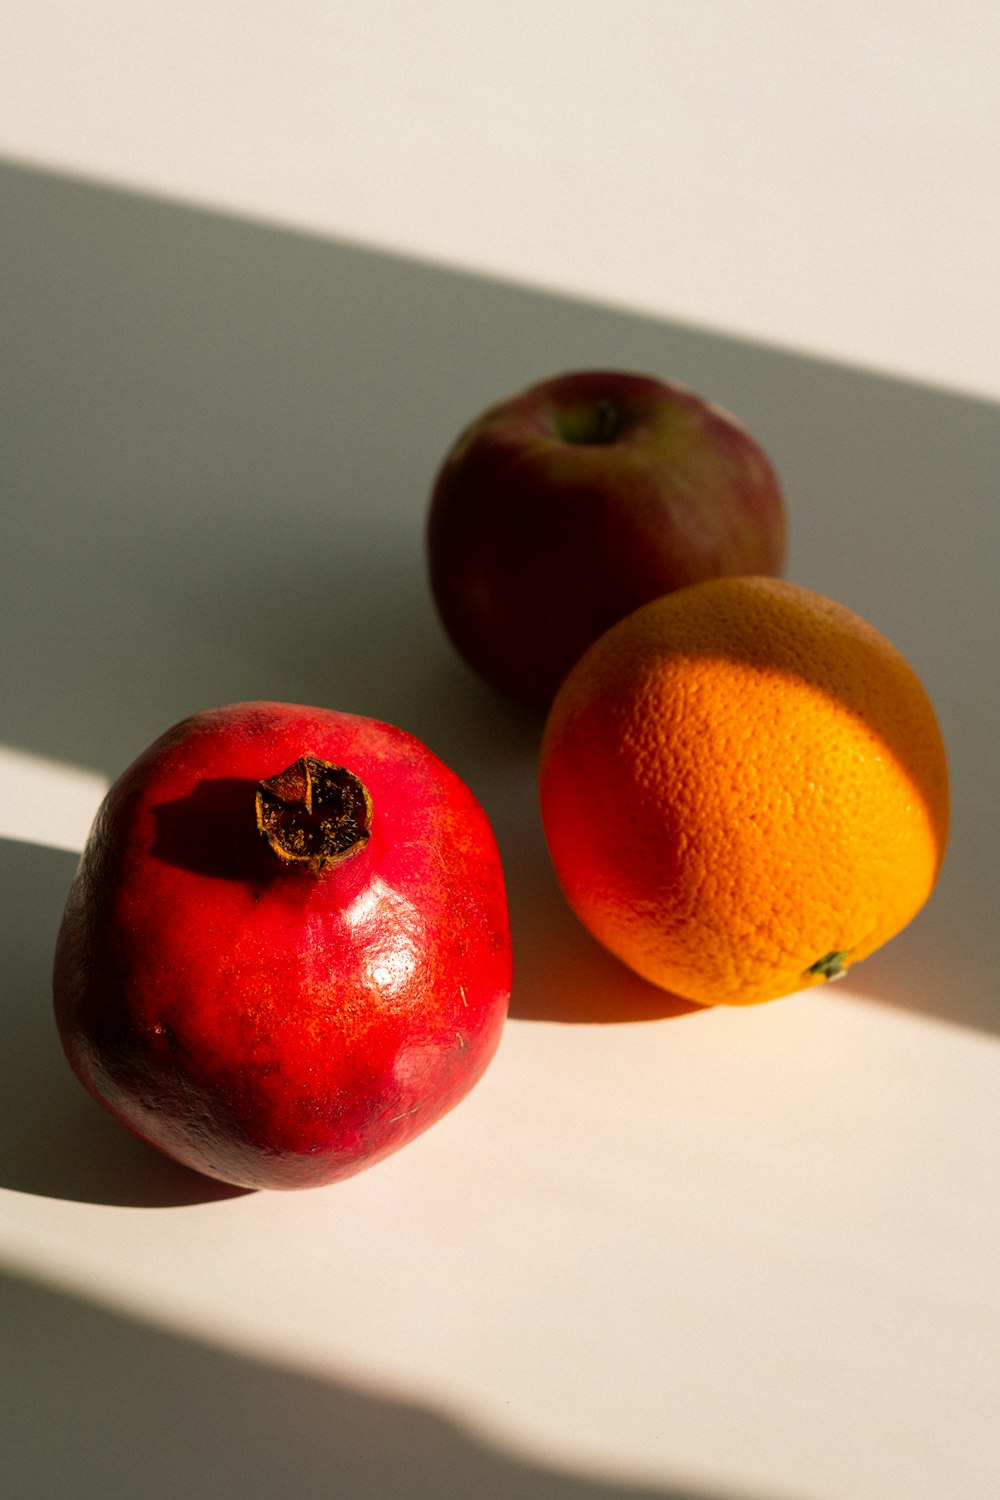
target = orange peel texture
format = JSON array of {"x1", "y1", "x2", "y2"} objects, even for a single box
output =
[{"x1": 539, "y1": 577, "x2": 950, "y2": 1006}]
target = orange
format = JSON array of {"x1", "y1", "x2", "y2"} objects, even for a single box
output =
[{"x1": 539, "y1": 576, "x2": 949, "y2": 1006}]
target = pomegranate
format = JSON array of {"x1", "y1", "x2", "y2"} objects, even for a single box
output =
[{"x1": 53, "y1": 702, "x2": 512, "y2": 1189}]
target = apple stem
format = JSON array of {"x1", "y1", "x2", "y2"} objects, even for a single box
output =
[
  {"x1": 256, "y1": 758, "x2": 373, "y2": 873},
  {"x1": 593, "y1": 398, "x2": 619, "y2": 444}
]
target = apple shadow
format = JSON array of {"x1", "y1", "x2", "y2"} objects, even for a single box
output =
[
  {"x1": 0, "y1": 837, "x2": 247, "y2": 1205},
  {"x1": 1, "y1": 156, "x2": 997, "y2": 1040},
  {"x1": 0, "y1": 1266, "x2": 765, "y2": 1500}
]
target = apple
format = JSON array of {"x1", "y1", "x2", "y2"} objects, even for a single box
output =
[{"x1": 427, "y1": 369, "x2": 786, "y2": 709}]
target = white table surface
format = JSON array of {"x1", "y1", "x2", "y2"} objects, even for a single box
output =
[{"x1": 2, "y1": 8, "x2": 998, "y2": 1499}]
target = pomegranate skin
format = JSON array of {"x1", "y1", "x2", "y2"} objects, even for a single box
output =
[{"x1": 53, "y1": 702, "x2": 512, "y2": 1189}]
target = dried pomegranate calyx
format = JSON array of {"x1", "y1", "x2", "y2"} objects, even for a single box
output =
[{"x1": 255, "y1": 757, "x2": 373, "y2": 873}]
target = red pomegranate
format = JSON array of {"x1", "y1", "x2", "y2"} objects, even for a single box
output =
[{"x1": 53, "y1": 702, "x2": 512, "y2": 1189}]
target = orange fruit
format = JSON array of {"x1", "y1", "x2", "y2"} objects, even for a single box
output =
[{"x1": 539, "y1": 576, "x2": 949, "y2": 1006}]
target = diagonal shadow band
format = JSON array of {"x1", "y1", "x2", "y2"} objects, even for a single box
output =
[
  {"x1": 0, "y1": 1265, "x2": 765, "y2": 1500},
  {"x1": 1, "y1": 155, "x2": 997, "y2": 1043},
  {"x1": 0, "y1": 837, "x2": 245, "y2": 1205}
]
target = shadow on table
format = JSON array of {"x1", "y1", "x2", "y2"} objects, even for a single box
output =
[
  {"x1": 1, "y1": 156, "x2": 997, "y2": 1039},
  {"x1": 0, "y1": 1267, "x2": 773, "y2": 1500},
  {"x1": 0, "y1": 819, "x2": 687, "y2": 1210},
  {"x1": 0, "y1": 838, "x2": 246, "y2": 1206}
]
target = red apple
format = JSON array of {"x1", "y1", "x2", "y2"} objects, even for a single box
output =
[
  {"x1": 53, "y1": 702, "x2": 511, "y2": 1189},
  {"x1": 427, "y1": 369, "x2": 786, "y2": 709}
]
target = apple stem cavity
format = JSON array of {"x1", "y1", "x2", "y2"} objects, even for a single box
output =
[
  {"x1": 256, "y1": 757, "x2": 373, "y2": 873},
  {"x1": 557, "y1": 398, "x2": 621, "y2": 447}
]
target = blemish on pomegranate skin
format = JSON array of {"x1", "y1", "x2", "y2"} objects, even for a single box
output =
[{"x1": 388, "y1": 1104, "x2": 421, "y2": 1124}]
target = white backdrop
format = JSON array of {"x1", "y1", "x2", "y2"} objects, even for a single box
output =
[
  {"x1": 2, "y1": 1, "x2": 998, "y2": 399},
  {"x1": 2, "y1": 8, "x2": 999, "y2": 1500}
]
